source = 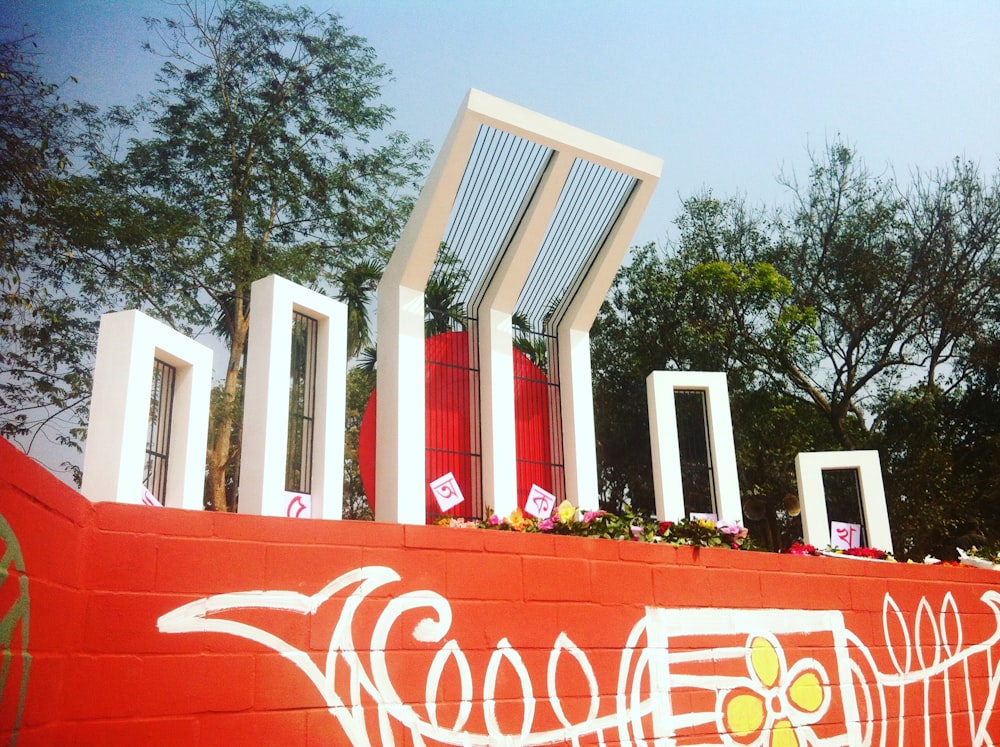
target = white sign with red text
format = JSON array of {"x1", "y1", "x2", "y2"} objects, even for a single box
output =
[
  {"x1": 430, "y1": 473, "x2": 465, "y2": 512},
  {"x1": 524, "y1": 484, "x2": 557, "y2": 519},
  {"x1": 830, "y1": 520, "x2": 862, "y2": 550}
]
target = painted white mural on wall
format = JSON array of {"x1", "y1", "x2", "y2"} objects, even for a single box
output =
[{"x1": 158, "y1": 566, "x2": 1000, "y2": 746}]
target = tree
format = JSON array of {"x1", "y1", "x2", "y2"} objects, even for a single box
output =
[
  {"x1": 592, "y1": 144, "x2": 1000, "y2": 556},
  {"x1": 0, "y1": 34, "x2": 97, "y2": 479},
  {"x1": 342, "y1": 364, "x2": 375, "y2": 519},
  {"x1": 591, "y1": 236, "x2": 816, "y2": 523},
  {"x1": 767, "y1": 147, "x2": 1000, "y2": 448},
  {"x1": 74, "y1": 0, "x2": 429, "y2": 509}
]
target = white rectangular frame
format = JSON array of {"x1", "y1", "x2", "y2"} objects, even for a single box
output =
[
  {"x1": 82, "y1": 310, "x2": 211, "y2": 509},
  {"x1": 238, "y1": 275, "x2": 347, "y2": 519},
  {"x1": 794, "y1": 450, "x2": 893, "y2": 553},
  {"x1": 646, "y1": 371, "x2": 743, "y2": 524}
]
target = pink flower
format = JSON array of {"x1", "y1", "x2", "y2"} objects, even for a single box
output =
[
  {"x1": 582, "y1": 510, "x2": 604, "y2": 524},
  {"x1": 538, "y1": 518, "x2": 555, "y2": 531},
  {"x1": 487, "y1": 514, "x2": 502, "y2": 526}
]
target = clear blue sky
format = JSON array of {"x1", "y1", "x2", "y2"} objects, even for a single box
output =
[{"x1": 5, "y1": 0, "x2": 1000, "y2": 248}]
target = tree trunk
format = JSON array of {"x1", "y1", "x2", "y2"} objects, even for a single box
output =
[{"x1": 206, "y1": 302, "x2": 250, "y2": 511}]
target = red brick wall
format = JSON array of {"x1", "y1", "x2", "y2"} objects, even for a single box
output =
[{"x1": 2, "y1": 435, "x2": 999, "y2": 745}]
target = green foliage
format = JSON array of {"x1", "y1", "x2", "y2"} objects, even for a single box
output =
[
  {"x1": 592, "y1": 232, "x2": 816, "y2": 520},
  {"x1": 0, "y1": 34, "x2": 98, "y2": 479},
  {"x1": 593, "y1": 143, "x2": 1000, "y2": 558},
  {"x1": 79, "y1": 0, "x2": 430, "y2": 508},
  {"x1": 2, "y1": 4, "x2": 430, "y2": 494},
  {"x1": 445, "y1": 501, "x2": 755, "y2": 550},
  {"x1": 343, "y1": 365, "x2": 375, "y2": 520},
  {"x1": 964, "y1": 543, "x2": 1000, "y2": 566}
]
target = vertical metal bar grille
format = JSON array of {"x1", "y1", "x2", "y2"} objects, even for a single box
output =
[
  {"x1": 285, "y1": 312, "x2": 317, "y2": 493},
  {"x1": 144, "y1": 359, "x2": 176, "y2": 505},
  {"x1": 821, "y1": 468, "x2": 868, "y2": 546},
  {"x1": 442, "y1": 125, "x2": 552, "y2": 309},
  {"x1": 517, "y1": 158, "x2": 637, "y2": 328},
  {"x1": 513, "y1": 328, "x2": 565, "y2": 506},
  {"x1": 425, "y1": 325, "x2": 482, "y2": 520},
  {"x1": 675, "y1": 389, "x2": 716, "y2": 516}
]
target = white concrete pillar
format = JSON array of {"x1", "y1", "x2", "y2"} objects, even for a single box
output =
[
  {"x1": 795, "y1": 450, "x2": 893, "y2": 553},
  {"x1": 646, "y1": 371, "x2": 743, "y2": 523},
  {"x1": 82, "y1": 310, "x2": 211, "y2": 509},
  {"x1": 552, "y1": 170, "x2": 659, "y2": 511},
  {"x1": 238, "y1": 275, "x2": 347, "y2": 519},
  {"x1": 375, "y1": 93, "x2": 480, "y2": 524},
  {"x1": 557, "y1": 327, "x2": 600, "y2": 511},
  {"x1": 477, "y1": 151, "x2": 575, "y2": 517}
]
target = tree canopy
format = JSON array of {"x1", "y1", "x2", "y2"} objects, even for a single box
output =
[
  {"x1": 2, "y1": 1, "x2": 430, "y2": 506},
  {"x1": 593, "y1": 145, "x2": 1000, "y2": 558},
  {"x1": 0, "y1": 34, "x2": 99, "y2": 479}
]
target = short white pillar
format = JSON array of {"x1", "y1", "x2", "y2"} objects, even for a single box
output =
[
  {"x1": 795, "y1": 450, "x2": 893, "y2": 553},
  {"x1": 238, "y1": 275, "x2": 347, "y2": 519},
  {"x1": 81, "y1": 310, "x2": 211, "y2": 509},
  {"x1": 646, "y1": 371, "x2": 743, "y2": 523}
]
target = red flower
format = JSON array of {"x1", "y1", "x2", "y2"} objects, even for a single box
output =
[
  {"x1": 786, "y1": 541, "x2": 817, "y2": 555},
  {"x1": 845, "y1": 546, "x2": 888, "y2": 560}
]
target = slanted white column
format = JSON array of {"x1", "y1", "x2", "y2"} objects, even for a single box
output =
[
  {"x1": 795, "y1": 450, "x2": 893, "y2": 553},
  {"x1": 376, "y1": 89, "x2": 661, "y2": 523},
  {"x1": 646, "y1": 371, "x2": 743, "y2": 523},
  {"x1": 553, "y1": 170, "x2": 660, "y2": 511},
  {"x1": 82, "y1": 310, "x2": 211, "y2": 509},
  {"x1": 375, "y1": 94, "x2": 481, "y2": 525},
  {"x1": 238, "y1": 274, "x2": 347, "y2": 519},
  {"x1": 477, "y1": 151, "x2": 574, "y2": 517}
]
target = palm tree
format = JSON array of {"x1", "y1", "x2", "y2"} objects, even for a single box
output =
[{"x1": 335, "y1": 257, "x2": 384, "y2": 358}]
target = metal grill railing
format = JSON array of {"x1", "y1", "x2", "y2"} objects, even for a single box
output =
[
  {"x1": 513, "y1": 328, "x2": 565, "y2": 507},
  {"x1": 143, "y1": 359, "x2": 176, "y2": 505},
  {"x1": 285, "y1": 311, "x2": 317, "y2": 494},
  {"x1": 675, "y1": 389, "x2": 716, "y2": 516},
  {"x1": 425, "y1": 324, "x2": 482, "y2": 520}
]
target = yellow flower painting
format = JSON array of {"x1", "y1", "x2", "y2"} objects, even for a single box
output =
[{"x1": 722, "y1": 634, "x2": 828, "y2": 747}]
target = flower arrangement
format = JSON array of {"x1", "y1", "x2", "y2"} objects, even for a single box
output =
[
  {"x1": 958, "y1": 544, "x2": 1000, "y2": 570},
  {"x1": 784, "y1": 541, "x2": 894, "y2": 561},
  {"x1": 819, "y1": 546, "x2": 894, "y2": 561},
  {"x1": 657, "y1": 517, "x2": 751, "y2": 549},
  {"x1": 833, "y1": 546, "x2": 894, "y2": 561},
  {"x1": 785, "y1": 541, "x2": 819, "y2": 556},
  {"x1": 438, "y1": 501, "x2": 754, "y2": 550},
  {"x1": 962, "y1": 544, "x2": 1000, "y2": 565}
]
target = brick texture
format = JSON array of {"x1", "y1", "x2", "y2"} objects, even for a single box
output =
[{"x1": 3, "y1": 438, "x2": 999, "y2": 745}]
